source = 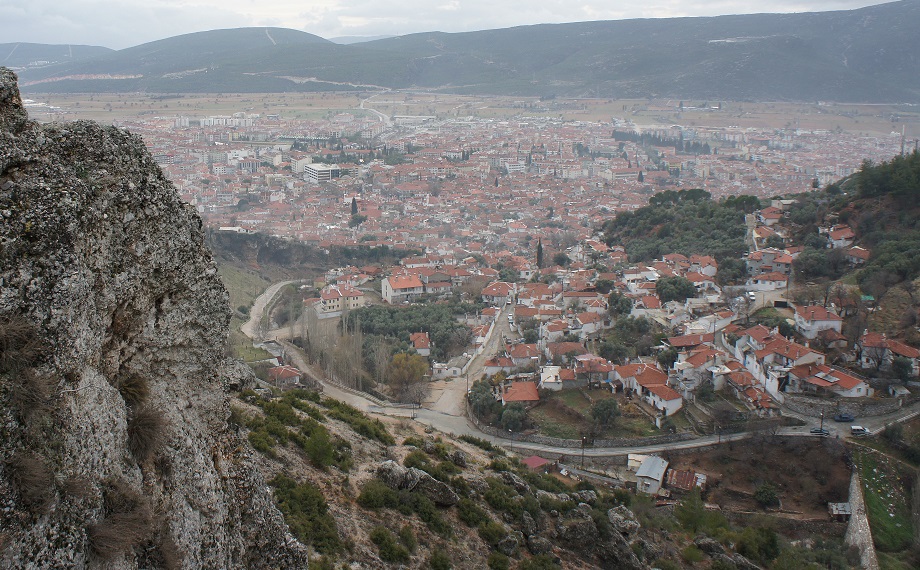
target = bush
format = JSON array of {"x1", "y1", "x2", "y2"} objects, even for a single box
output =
[
  {"x1": 404, "y1": 449, "x2": 430, "y2": 469},
  {"x1": 429, "y1": 549, "x2": 452, "y2": 570},
  {"x1": 398, "y1": 524, "x2": 417, "y2": 553},
  {"x1": 5, "y1": 451, "x2": 53, "y2": 511},
  {"x1": 478, "y1": 520, "x2": 506, "y2": 546},
  {"x1": 737, "y1": 526, "x2": 780, "y2": 565},
  {"x1": 270, "y1": 474, "x2": 341, "y2": 554},
  {"x1": 487, "y1": 552, "x2": 509, "y2": 570},
  {"x1": 518, "y1": 554, "x2": 561, "y2": 569},
  {"x1": 127, "y1": 406, "x2": 166, "y2": 463},
  {"x1": 303, "y1": 428, "x2": 335, "y2": 470},
  {"x1": 459, "y1": 434, "x2": 504, "y2": 454},
  {"x1": 681, "y1": 545, "x2": 705, "y2": 563},
  {"x1": 370, "y1": 526, "x2": 410, "y2": 563},
  {"x1": 457, "y1": 497, "x2": 490, "y2": 527},
  {"x1": 324, "y1": 399, "x2": 394, "y2": 445},
  {"x1": 358, "y1": 480, "x2": 400, "y2": 509},
  {"x1": 247, "y1": 429, "x2": 277, "y2": 456},
  {"x1": 754, "y1": 483, "x2": 780, "y2": 508}
]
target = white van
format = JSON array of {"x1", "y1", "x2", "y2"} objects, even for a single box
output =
[{"x1": 850, "y1": 425, "x2": 870, "y2": 436}]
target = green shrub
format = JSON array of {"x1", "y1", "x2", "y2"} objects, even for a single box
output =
[
  {"x1": 370, "y1": 526, "x2": 410, "y2": 563},
  {"x1": 404, "y1": 450, "x2": 431, "y2": 469},
  {"x1": 248, "y1": 429, "x2": 277, "y2": 456},
  {"x1": 357, "y1": 480, "x2": 399, "y2": 509},
  {"x1": 263, "y1": 401, "x2": 300, "y2": 426},
  {"x1": 517, "y1": 554, "x2": 561, "y2": 569},
  {"x1": 457, "y1": 497, "x2": 490, "y2": 527},
  {"x1": 459, "y1": 434, "x2": 504, "y2": 454},
  {"x1": 487, "y1": 552, "x2": 509, "y2": 570},
  {"x1": 754, "y1": 483, "x2": 780, "y2": 508},
  {"x1": 288, "y1": 388, "x2": 322, "y2": 404},
  {"x1": 324, "y1": 399, "x2": 395, "y2": 445},
  {"x1": 411, "y1": 494, "x2": 451, "y2": 537},
  {"x1": 483, "y1": 478, "x2": 522, "y2": 517},
  {"x1": 428, "y1": 549, "x2": 452, "y2": 570},
  {"x1": 523, "y1": 471, "x2": 569, "y2": 493},
  {"x1": 538, "y1": 495, "x2": 574, "y2": 514},
  {"x1": 478, "y1": 520, "x2": 506, "y2": 546},
  {"x1": 681, "y1": 545, "x2": 705, "y2": 563},
  {"x1": 403, "y1": 436, "x2": 425, "y2": 447},
  {"x1": 737, "y1": 526, "x2": 780, "y2": 565},
  {"x1": 270, "y1": 474, "x2": 341, "y2": 554},
  {"x1": 304, "y1": 428, "x2": 335, "y2": 470},
  {"x1": 398, "y1": 524, "x2": 417, "y2": 553}
]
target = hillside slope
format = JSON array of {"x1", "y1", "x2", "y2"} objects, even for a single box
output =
[{"x1": 0, "y1": 67, "x2": 307, "y2": 567}]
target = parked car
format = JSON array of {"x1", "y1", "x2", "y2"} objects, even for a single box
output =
[
  {"x1": 834, "y1": 413, "x2": 855, "y2": 422},
  {"x1": 810, "y1": 428, "x2": 830, "y2": 437},
  {"x1": 850, "y1": 425, "x2": 870, "y2": 436}
]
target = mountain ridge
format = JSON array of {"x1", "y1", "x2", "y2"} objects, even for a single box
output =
[{"x1": 15, "y1": 1, "x2": 920, "y2": 102}]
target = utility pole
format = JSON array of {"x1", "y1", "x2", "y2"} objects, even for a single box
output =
[{"x1": 581, "y1": 436, "x2": 587, "y2": 468}]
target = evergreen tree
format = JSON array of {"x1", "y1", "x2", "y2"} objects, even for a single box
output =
[
  {"x1": 536, "y1": 239, "x2": 544, "y2": 268},
  {"x1": 351, "y1": 197, "x2": 358, "y2": 216}
]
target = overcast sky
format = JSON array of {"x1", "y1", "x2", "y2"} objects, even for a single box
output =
[{"x1": 0, "y1": 0, "x2": 889, "y2": 49}]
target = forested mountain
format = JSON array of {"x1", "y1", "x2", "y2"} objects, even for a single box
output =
[{"x1": 16, "y1": 1, "x2": 920, "y2": 102}]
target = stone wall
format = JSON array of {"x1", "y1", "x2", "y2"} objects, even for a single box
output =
[
  {"x1": 845, "y1": 472, "x2": 880, "y2": 570},
  {"x1": 784, "y1": 393, "x2": 907, "y2": 418}
]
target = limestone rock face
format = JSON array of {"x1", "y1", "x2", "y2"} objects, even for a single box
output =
[
  {"x1": 0, "y1": 68, "x2": 308, "y2": 568},
  {"x1": 376, "y1": 460, "x2": 460, "y2": 506}
]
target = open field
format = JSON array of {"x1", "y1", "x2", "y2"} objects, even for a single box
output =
[{"x1": 21, "y1": 90, "x2": 920, "y2": 137}]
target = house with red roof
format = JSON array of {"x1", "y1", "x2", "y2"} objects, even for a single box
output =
[
  {"x1": 501, "y1": 381, "x2": 540, "y2": 406},
  {"x1": 268, "y1": 365, "x2": 302, "y2": 389},
  {"x1": 410, "y1": 332, "x2": 431, "y2": 357},
  {"x1": 508, "y1": 343, "x2": 542, "y2": 369},
  {"x1": 316, "y1": 284, "x2": 365, "y2": 317},
  {"x1": 545, "y1": 342, "x2": 589, "y2": 364},
  {"x1": 788, "y1": 364, "x2": 873, "y2": 398},
  {"x1": 482, "y1": 281, "x2": 516, "y2": 306},
  {"x1": 858, "y1": 332, "x2": 920, "y2": 376}
]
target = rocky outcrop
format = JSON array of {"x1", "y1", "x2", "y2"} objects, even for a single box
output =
[
  {"x1": 0, "y1": 68, "x2": 308, "y2": 568},
  {"x1": 376, "y1": 460, "x2": 459, "y2": 506}
]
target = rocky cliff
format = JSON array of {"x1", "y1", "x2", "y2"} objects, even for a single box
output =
[{"x1": 0, "y1": 67, "x2": 309, "y2": 568}]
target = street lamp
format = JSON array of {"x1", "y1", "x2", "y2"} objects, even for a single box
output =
[
  {"x1": 581, "y1": 436, "x2": 587, "y2": 468},
  {"x1": 820, "y1": 410, "x2": 825, "y2": 432},
  {"x1": 509, "y1": 429, "x2": 514, "y2": 454}
]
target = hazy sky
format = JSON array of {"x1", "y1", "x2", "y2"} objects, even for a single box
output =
[{"x1": 0, "y1": 0, "x2": 889, "y2": 49}]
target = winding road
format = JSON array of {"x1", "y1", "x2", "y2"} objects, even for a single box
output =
[{"x1": 240, "y1": 280, "x2": 920, "y2": 459}]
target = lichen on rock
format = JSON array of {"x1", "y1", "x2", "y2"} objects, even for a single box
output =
[{"x1": 0, "y1": 67, "x2": 308, "y2": 568}]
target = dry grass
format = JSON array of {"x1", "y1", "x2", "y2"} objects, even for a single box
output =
[
  {"x1": 5, "y1": 451, "x2": 54, "y2": 512},
  {"x1": 0, "y1": 315, "x2": 43, "y2": 374},
  {"x1": 61, "y1": 476, "x2": 94, "y2": 500},
  {"x1": 7, "y1": 367, "x2": 55, "y2": 422},
  {"x1": 127, "y1": 406, "x2": 167, "y2": 463},
  {"x1": 87, "y1": 478, "x2": 154, "y2": 560},
  {"x1": 117, "y1": 373, "x2": 149, "y2": 407}
]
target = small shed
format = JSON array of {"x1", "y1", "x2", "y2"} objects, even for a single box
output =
[
  {"x1": 828, "y1": 502, "x2": 852, "y2": 522},
  {"x1": 521, "y1": 455, "x2": 551, "y2": 473},
  {"x1": 636, "y1": 456, "x2": 669, "y2": 495}
]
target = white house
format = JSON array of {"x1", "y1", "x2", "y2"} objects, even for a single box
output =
[
  {"x1": 539, "y1": 365, "x2": 564, "y2": 391},
  {"x1": 794, "y1": 305, "x2": 843, "y2": 340}
]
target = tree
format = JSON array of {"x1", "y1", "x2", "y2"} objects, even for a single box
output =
[
  {"x1": 607, "y1": 291, "x2": 633, "y2": 317},
  {"x1": 500, "y1": 403, "x2": 526, "y2": 432},
  {"x1": 351, "y1": 196, "x2": 358, "y2": 216},
  {"x1": 754, "y1": 483, "x2": 779, "y2": 508},
  {"x1": 656, "y1": 276, "x2": 697, "y2": 303},
  {"x1": 552, "y1": 252, "x2": 570, "y2": 267},
  {"x1": 657, "y1": 348, "x2": 678, "y2": 370},
  {"x1": 892, "y1": 357, "x2": 914, "y2": 381},
  {"x1": 536, "y1": 239, "x2": 544, "y2": 269},
  {"x1": 591, "y1": 399, "x2": 620, "y2": 426},
  {"x1": 387, "y1": 352, "x2": 429, "y2": 403}
]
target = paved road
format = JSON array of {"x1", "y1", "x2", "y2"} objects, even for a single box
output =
[{"x1": 242, "y1": 280, "x2": 920, "y2": 458}]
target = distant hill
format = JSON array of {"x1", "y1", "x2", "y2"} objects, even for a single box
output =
[
  {"x1": 15, "y1": 1, "x2": 920, "y2": 102},
  {"x1": 328, "y1": 35, "x2": 395, "y2": 44},
  {"x1": 0, "y1": 42, "x2": 113, "y2": 69}
]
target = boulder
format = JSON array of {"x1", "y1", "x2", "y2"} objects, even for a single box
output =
[
  {"x1": 527, "y1": 535, "x2": 554, "y2": 555},
  {"x1": 570, "y1": 490, "x2": 598, "y2": 504},
  {"x1": 608, "y1": 505, "x2": 640, "y2": 535},
  {"x1": 501, "y1": 471, "x2": 532, "y2": 495},
  {"x1": 375, "y1": 461, "x2": 459, "y2": 506},
  {"x1": 450, "y1": 449, "x2": 468, "y2": 467},
  {"x1": 522, "y1": 511, "x2": 537, "y2": 536},
  {"x1": 694, "y1": 536, "x2": 725, "y2": 556},
  {"x1": 496, "y1": 533, "x2": 521, "y2": 556}
]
